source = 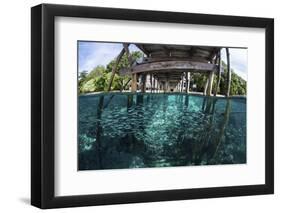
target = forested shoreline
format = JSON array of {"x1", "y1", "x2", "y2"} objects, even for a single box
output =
[{"x1": 78, "y1": 51, "x2": 246, "y2": 96}]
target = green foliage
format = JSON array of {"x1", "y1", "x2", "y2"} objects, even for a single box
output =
[
  {"x1": 78, "y1": 51, "x2": 143, "y2": 94},
  {"x1": 105, "y1": 51, "x2": 143, "y2": 73},
  {"x1": 190, "y1": 73, "x2": 209, "y2": 92},
  {"x1": 190, "y1": 60, "x2": 246, "y2": 96},
  {"x1": 79, "y1": 66, "x2": 107, "y2": 93},
  {"x1": 81, "y1": 79, "x2": 95, "y2": 93},
  {"x1": 93, "y1": 74, "x2": 107, "y2": 92}
]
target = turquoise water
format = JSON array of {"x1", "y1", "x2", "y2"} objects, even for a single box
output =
[{"x1": 78, "y1": 93, "x2": 246, "y2": 170}]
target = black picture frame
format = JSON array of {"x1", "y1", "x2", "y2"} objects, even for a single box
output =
[{"x1": 31, "y1": 3, "x2": 274, "y2": 209}]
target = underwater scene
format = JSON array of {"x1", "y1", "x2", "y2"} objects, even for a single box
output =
[{"x1": 78, "y1": 93, "x2": 246, "y2": 170}]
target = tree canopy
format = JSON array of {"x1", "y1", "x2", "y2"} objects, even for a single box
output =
[
  {"x1": 79, "y1": 51, "x2": 143, "y2": 93},
  {"x1": 190, "y1": 61, "x2": 246, "y2": 96}
]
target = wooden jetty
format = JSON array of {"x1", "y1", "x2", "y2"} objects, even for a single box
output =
[{"x1": 108, "y1": 43, "x2": 232, "y2": 96}]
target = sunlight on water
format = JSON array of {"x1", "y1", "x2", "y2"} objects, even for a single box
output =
[{"x1": 78, "y1": 93, "x2": 246, "y2": 170}]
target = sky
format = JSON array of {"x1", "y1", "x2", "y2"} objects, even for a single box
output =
[
  {"x1": 78, "y1": 42, "x2": 140, "y2": 73},
  {"x1": 78, "y1": 41, "x2": 247, "y2": 81},
  {"x1": 221, "y1": 48, "x2": 247, "y2": 80}
]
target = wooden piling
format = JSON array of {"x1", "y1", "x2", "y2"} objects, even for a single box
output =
[
  {"x1": 214, "y1": 50, "x2": 221, "y2": 96},
  {"x1": 107, "y1": 48, "x2": 125, "y2": 91},
  {"x1": 141, "y1": 74, "x2": 146, "y2": 93},
  {"x1": 131, "y1": 73, "x2": 137, "y2": 92},
  {"x1": 226, "y1": 48, "x2": 231, "y2": 97},
  {"x1": 185, "y1": 71, "x2": 190, "y2": 93},
  {"x1": 206, "y1": 71, "x2": 215, "y2": 96}
]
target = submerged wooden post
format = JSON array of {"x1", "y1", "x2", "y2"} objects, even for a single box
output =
[
  {"x1": 226, "y1": 48, "x2": 231, "y2": 97},
  {"x1": 212, "y1": 99, "x2": 231, "y2": 158},
  {"x1": 107, "y1": 48, "x2": 125, "y2": 91},
  {"x1": 214, "y1": 50, "x2": 221, "y2": 96},
  {"x1": 95, "y1": 95, "x2": 104, "y2": 168}
]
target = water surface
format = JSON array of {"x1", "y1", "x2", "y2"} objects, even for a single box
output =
[{"x1": 78, "y1": 93, "x2": 246, "y2": 170}]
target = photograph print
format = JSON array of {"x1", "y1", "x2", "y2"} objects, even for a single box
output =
[{"x1": 78, "y1": 41, "x2": 247, "y2": 171}]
